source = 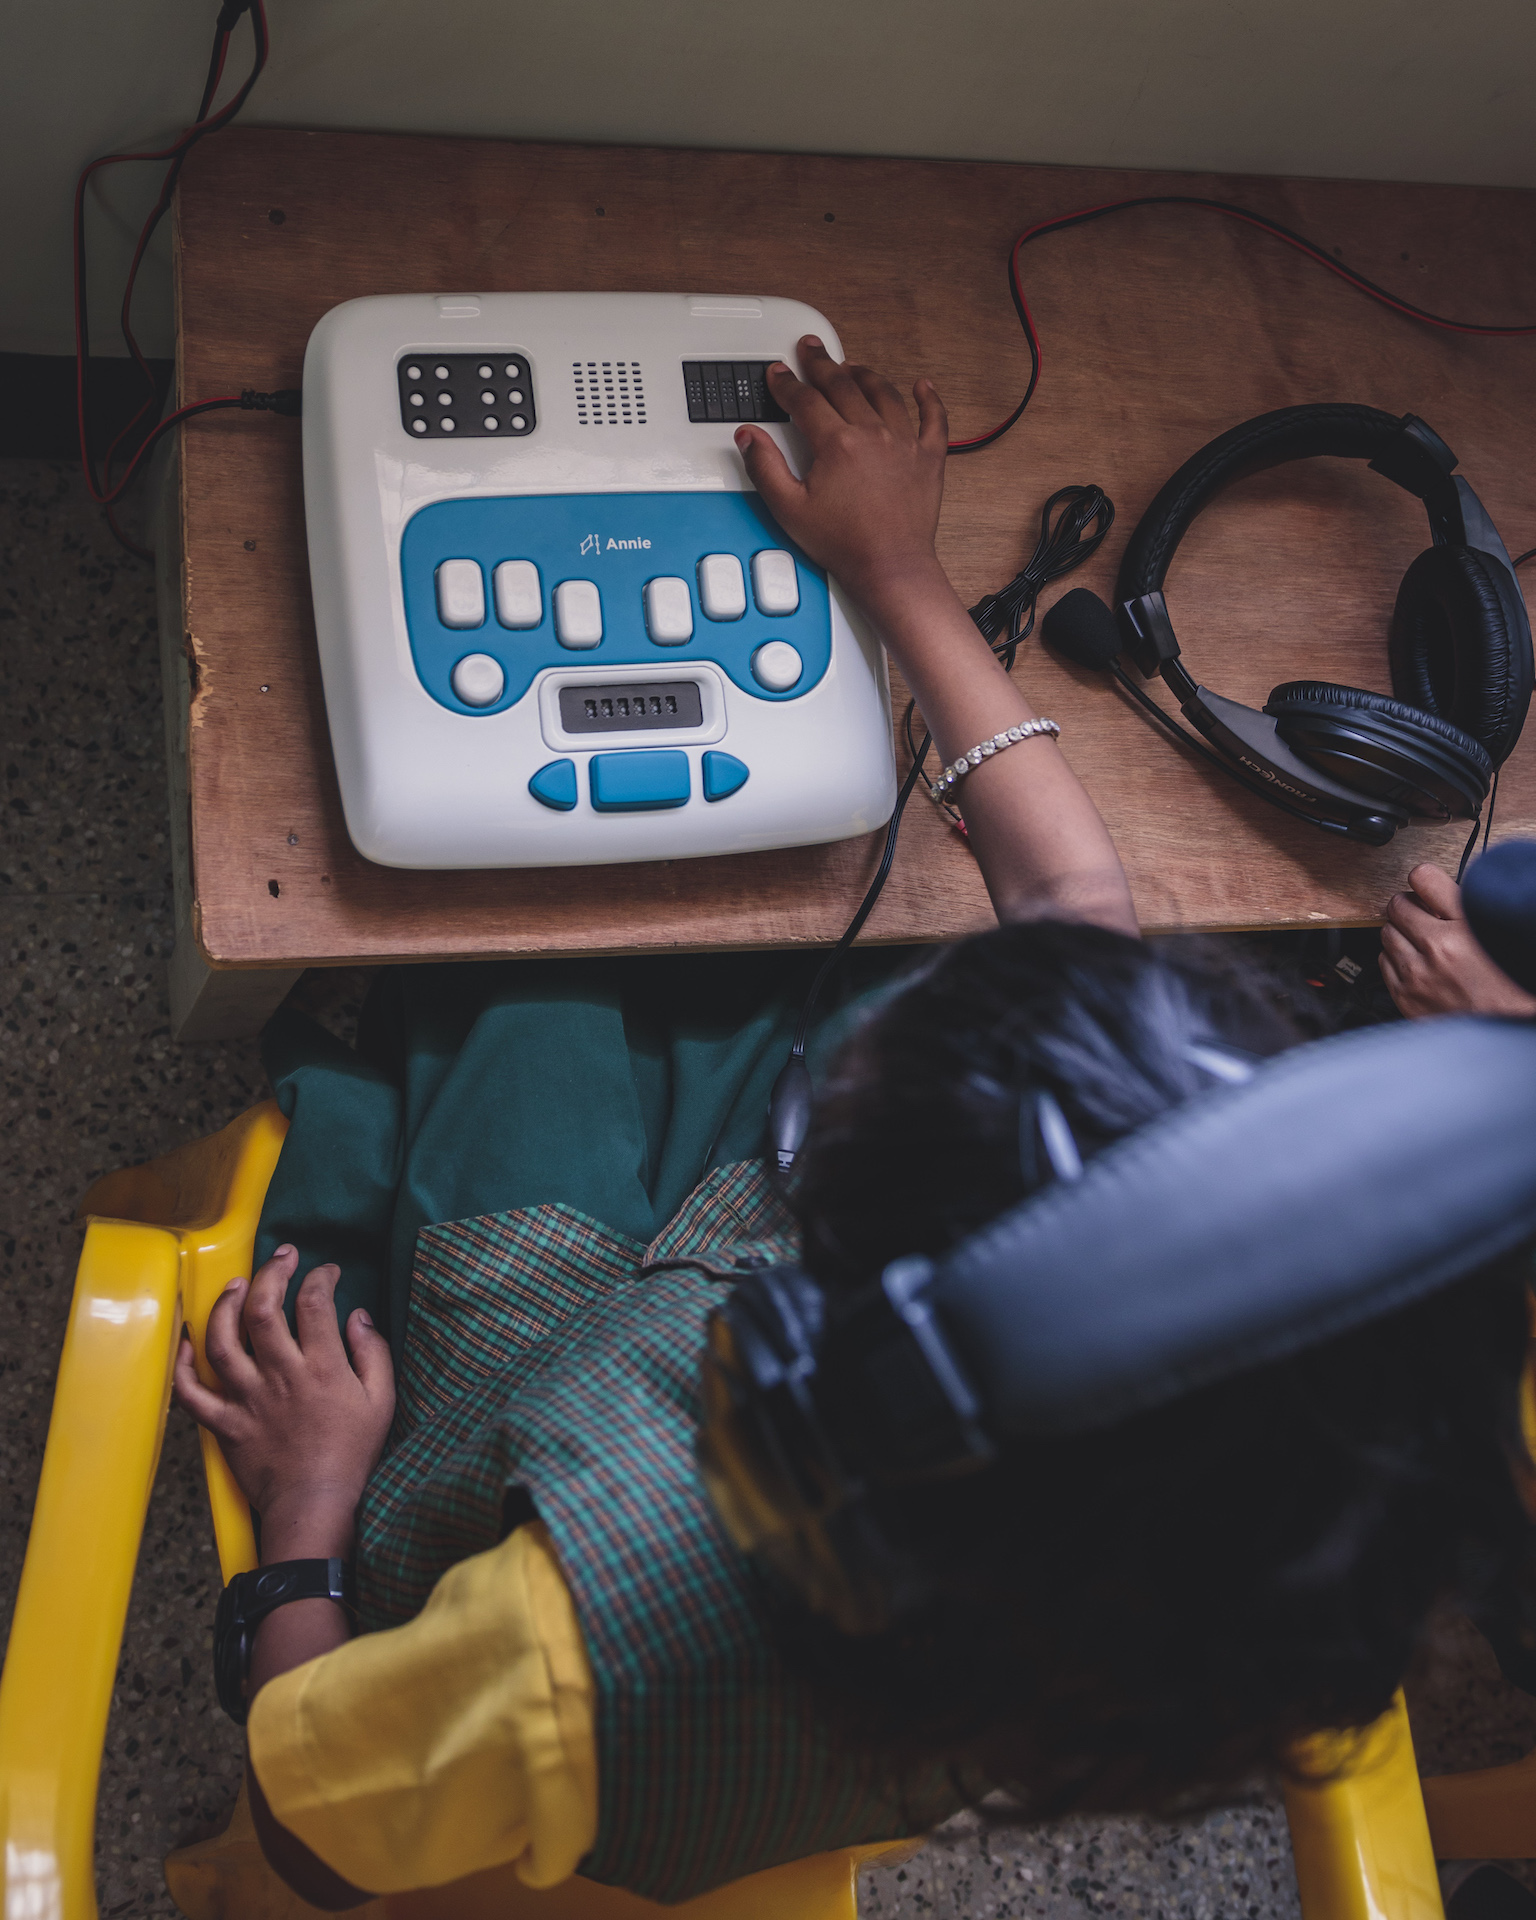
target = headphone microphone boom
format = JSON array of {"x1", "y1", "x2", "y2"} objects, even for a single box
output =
[{"x1": 1041, "y1": 587, "x2": 1366, "y2": 833}]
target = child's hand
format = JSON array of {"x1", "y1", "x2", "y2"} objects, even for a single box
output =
[
  {"x1": 172, "y1": 1246, "x2": 394, "y2": 1559},
  {"x1": 1380, "y1": 862, "x2": 1536, "y2": 1019},
  {"x1": 733, "y1": 335, "x2": 948, "y2": 611}
]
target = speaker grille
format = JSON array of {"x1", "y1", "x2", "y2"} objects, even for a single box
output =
[{"x1": 573, "y1": 361, "x2": 647, "y2": 426}]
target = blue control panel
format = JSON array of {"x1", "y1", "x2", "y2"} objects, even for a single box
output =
[{"x1": 399, "y1": 491, "x2": 831, "y2": 716}]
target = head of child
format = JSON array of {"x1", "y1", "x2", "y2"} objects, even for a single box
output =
[{"x1": 782, "y1": 920, "x2": 1533, "y2": 1816}]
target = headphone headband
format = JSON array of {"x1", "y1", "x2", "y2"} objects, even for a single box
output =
[
  {"x1": 1117, "y1": 404, "x2": 1464, "y2": 606},
  {"x1": 926, "y1": 1015, "x2": 1536, "y2": 1435},
  {"x1": 701, "y1": 1014, "x2": 1536, "y2": 1631}
]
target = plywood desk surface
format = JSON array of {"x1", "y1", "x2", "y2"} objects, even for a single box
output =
[{"x1": 173, "y1": 130, "x2": 1536, "y2": 970}]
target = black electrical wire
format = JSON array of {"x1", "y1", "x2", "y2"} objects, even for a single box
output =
[
  {"x1": 907, "y1": 484, "x2": 1114, "y2": 824},
  {"x1": 770, "y1": 485, "x2": 1118, "y2": 1168},
  {"x1": 74, "y1": 1, "x2": 272, "y2": 554}
]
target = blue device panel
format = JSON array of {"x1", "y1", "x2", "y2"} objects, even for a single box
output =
[{"x1": 399, "y1": 491, "x2": 832, "y2": 716}]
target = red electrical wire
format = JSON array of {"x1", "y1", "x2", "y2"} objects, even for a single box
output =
[
  {"x1": 947, "y1": 194, "x2": 1536, "y2": 455},
  {"x1": 74, "y1": 1, "x2": 270, "y2": 513}
]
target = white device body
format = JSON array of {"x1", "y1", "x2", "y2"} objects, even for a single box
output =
[{"x1": 301, "y1": 292, "x2": 896, "y2": 869}]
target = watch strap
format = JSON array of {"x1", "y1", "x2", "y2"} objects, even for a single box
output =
[{"x1": 214, "y1": 1556, "x2": 355, "y2": 1725}]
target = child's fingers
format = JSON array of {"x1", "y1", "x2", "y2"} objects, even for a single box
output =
[
  {"x1": 172, "y1": 1331, "x2": 238, "y2": 1434},
  {"x1": 795, "y1": 336, "x2": 880, "y2": 426},
  {"x1": 344, "y1": 1308, "x2": 396, "y2": 1403},
  {"x1": 293, "y1": 1262, "x2": 346, "y2": 1356},
  {"x1": 914, "y1": 377, "x2": 949, "y2": 455},
  {"x1": 764, "y1": 356, "x2": 839, "y2": 440},
  {"x1": 242, "y1": 1247, "x2": 302, "y2": 1367},
  {"x1": 1380, "y1": 923, "x2": 1423, "y2": 976},
  {"x1": 1405, "y1": 863, "x2": 1464, "y2": 920},
  {"x1": 734, "y1": 426, "x2": 805, "y2": 523},
  {"x1": 1384, "y1": 889, "x2": 1439, "y2": 955},
  {"x1": 847, "y1": 364, "x2": 911, "y2": 435},
  {"x1": 204, "y1": 1277, "x2": 260, "y2": 1391}
]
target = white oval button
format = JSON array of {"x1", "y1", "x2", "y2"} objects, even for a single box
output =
[
  {"x1": 493, "y1": 560, "x2": 543, "y2": 629},
  {"x1": 451, "y1": 653, "x2": 504, "y2": 707},
  {"x1": 697, "y1": 553, "x2": 747, "y2": 621},
  {"x1": 751, "y1": 640, "x2": 803, "y2": 692},
  {"x1": 644, "y1": 576, "x2": 694, "y2": 645},
  {"x1": 751, "y1": 549, "x2": 799, "y2": 615},
  {"x1": 435, "y1": 559, "x2": 485, "y2": 629},
  {"x1": 554, "y1": 579, "x2": 603, "y2": 649}
]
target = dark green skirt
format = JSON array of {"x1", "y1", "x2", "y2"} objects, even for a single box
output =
[{"x1": 256, "y1": 947, "x2": 920, "y2": 1356}]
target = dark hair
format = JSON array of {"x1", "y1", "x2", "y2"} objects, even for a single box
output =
[{"x1": 788, "y1": 920, "x2": 1533, "y2": 1816}]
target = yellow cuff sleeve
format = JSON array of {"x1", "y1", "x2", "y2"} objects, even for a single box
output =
[{"x1": 247, "y1": 1522, "x2": 597, "y2": 1894}]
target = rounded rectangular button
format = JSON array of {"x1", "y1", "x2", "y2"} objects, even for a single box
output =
[
  {"x1": 493, "y1": 559, "x2": 543, "y2": 629},
  {"x1": 644, "y1": 576, "x2": 694, "y2": 645},
  {"x1": 589, "y1": 749, "x2": 691, "y2": 812},
  {"x1": 697, "y1": 553, "x2": 746, "y2": 621},
  {"x1": 554, "y1": 579, "x2": 603, "y2": 649},
  {"x1": 435, "y1": 558, "x2": 485, "y2": 628},
  {"x1": 751, "y1": 548, "x2": 799, "y2": 615}
]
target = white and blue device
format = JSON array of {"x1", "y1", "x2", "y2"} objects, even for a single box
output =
[{"x1": 301, "y1": 293, "x2": 897, "y2": 869}]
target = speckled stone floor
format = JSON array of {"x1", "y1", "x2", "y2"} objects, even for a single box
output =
[{"x1": 4, "y1": 456, "x2": 1536, "y2": 1919}]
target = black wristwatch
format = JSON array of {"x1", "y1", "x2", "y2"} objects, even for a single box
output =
[{"x1": 214, "y1": 1558, "x2": 356, "y2": 1724}]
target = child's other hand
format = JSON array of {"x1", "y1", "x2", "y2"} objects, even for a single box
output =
[
  {"x1": 172, "y1": 1246, "x2": 394, "y2": 1557},
  {"x1": 1379, "y1": 862, "x2": 1536, "y2": 1019},
  {"x1": 733, "y1": 336, "x2": 948, "y2": 611}
]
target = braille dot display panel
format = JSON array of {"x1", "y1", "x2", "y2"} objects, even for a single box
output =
[{"x1": 397, "y1": 354, "x2": 538, "y2": 438}]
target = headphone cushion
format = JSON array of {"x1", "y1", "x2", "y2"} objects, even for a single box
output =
[
  {"x1": 1267, "y1": 681, "x2": 1493, "y2": 783},
  {"x1": 1389, "y1": 545, "x2": 1527, "y2": 765}
]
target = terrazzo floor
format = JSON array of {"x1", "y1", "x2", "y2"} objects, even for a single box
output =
[{"x1": 4, "y1": 456, "x2": 1536, "y2": 1918}]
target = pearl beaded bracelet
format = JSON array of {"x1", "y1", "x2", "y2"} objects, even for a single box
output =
[{"x1": 929, "y1": 718, "x2": 1061, "y2": 802}]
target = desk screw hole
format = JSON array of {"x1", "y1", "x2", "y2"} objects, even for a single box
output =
[
  {"x1": 286, "y1": 832, "x2": 298, "y2": 846},
  {"x1": 268, "y1": 208, "x2": 286, "y2": 225},
  {"x1": 267, "y1": 879, "x2": 281, "y2": 897},
  {"x1": 244, "y1": 538, "x2": 257, "y2": 551},
  {"x1": 595, "y1": 206, "x2": 605, "y2": 216},
  {"x1": 824, "y1": 212, "x2": 835, "y2": 222}
]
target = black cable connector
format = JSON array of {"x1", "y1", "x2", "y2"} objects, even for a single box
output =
[{"x1": 240, "y1": 388, "x2": 303, "y2": 416}]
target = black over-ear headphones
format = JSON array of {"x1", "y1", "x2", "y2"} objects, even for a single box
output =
[
  {"x1": 700, "y1": 1016, "x2": 1536, "y2": 1634},
  {"x1": 1045, "y1": 405, "x2": 1532, "y2": 847}
]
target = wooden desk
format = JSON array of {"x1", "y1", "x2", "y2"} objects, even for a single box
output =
[{"x1": 165, "y1": 129, "x2": 1536, "y2": 1037}]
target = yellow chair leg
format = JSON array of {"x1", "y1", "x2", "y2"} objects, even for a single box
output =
[{"x1": 1284, "y1": 1693, "x2": 1444, "y2": 1919}]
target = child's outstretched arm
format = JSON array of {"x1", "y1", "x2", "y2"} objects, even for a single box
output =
[
  {"x1": 1380, "y1": 861, "x2": 1536, "y2": 1018},
  {"x1": 736, "y1": 337, "x2": 1139, "y2": 936}
]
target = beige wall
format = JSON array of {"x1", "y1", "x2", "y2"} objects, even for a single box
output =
[{"x1": 9, "y1": 0, "x2": 1535, "y2": 359}]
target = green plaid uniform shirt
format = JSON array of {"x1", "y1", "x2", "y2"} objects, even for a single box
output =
[{"x1": 356, "y1": 1159, "x2": 954, "y2": 1901}]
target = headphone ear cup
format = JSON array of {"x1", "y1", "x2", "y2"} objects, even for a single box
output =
[
  {"x1": 1389, "y1": 545, "x2": 1532, "y2": 766},
  {"x1": 1265, "y1": 680, "x2": 1491, "y2": 821}
]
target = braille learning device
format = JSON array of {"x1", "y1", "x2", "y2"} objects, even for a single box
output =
[{"x1": 301, "y1": 293, "x2": 897, "y2": 869}]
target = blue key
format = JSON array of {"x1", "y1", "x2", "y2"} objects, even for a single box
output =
[
  {"x1": 528, "y1": 759, "x2": 578, "y2": 811},
  {"x1": 701, "y1": 751, "x2": 750, "y2": 802},
  {"x1": 589, "y1": 749, "x2": 691, "y2": 812}
]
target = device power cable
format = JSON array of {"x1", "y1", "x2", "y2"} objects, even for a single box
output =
[
  {"x1": 948, "y1": 195, "x2": 1536, "y2": 457},
  {"x1": 73, "y1": 0, "x2": 290, "y2": 557}
]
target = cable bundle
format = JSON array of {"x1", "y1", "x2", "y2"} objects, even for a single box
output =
[{"x1": 73, "y1": 1, "x2": 274, "y2": 550}]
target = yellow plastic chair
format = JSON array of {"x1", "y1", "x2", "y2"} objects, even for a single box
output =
[{"x1": 0, "y1": 1101, "x2": 1462, "y2": 1919}]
